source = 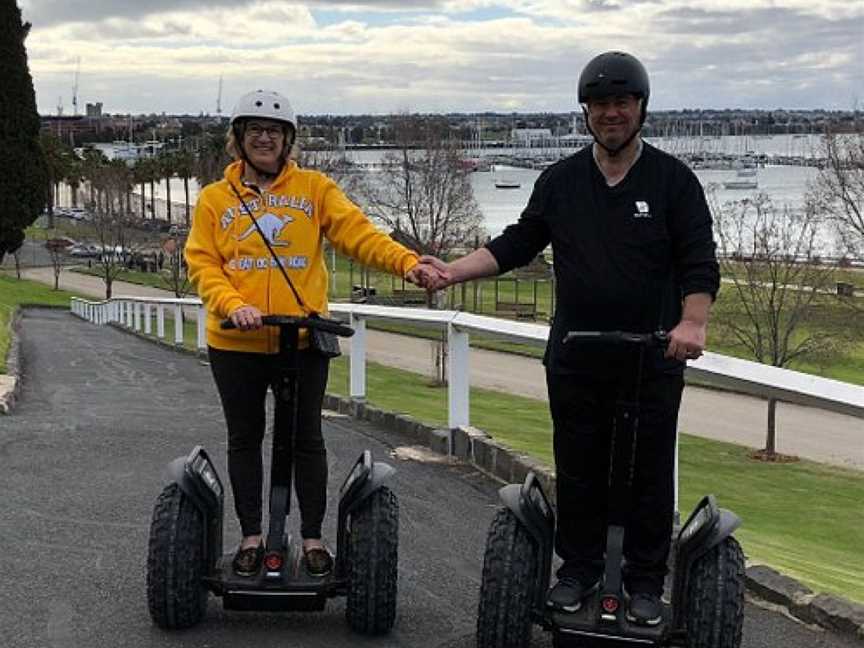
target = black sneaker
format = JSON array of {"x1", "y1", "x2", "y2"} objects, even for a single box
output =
[
  {"x1": 626, "y1": 592, "x2": 663, "y2": 626},
  {"x1": 232, "y1": 542, "x2": 264, "y2": 577},
  {"x1": 546, "y1": 577, "x2": 600, "y2": 613}
]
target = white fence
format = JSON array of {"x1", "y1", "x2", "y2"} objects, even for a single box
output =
[{"x1": 71, "y1": 296, "x2": 864, "y2": 428}]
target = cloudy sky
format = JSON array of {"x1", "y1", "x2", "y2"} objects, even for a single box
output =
[{"x1": 18, "y1": 0, "x2": 864, "y2": 116}]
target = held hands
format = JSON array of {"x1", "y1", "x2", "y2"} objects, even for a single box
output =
[
  {"x1": 229, "y1": 304, "x2": 263, "y2": 331},
  {"x1": 665, "y1": 318, "x2": 706, "y2": 362},
  {"x1": 405, "y1": 256, "x2": 453, "y2": 292}
]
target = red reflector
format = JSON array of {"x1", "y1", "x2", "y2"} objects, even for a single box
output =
[
  {"x1": 264, "y1": 552, "x2": 283, "y2": 571},
  {"x1": 601, "y1": 597, "x2": 619, "y2": 613}
]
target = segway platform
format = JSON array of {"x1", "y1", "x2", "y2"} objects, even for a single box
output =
[
  {"x1": 214, "y1": 541, "x2": 339, "y2": 612},
  {"x1": 548, "y1": 600, "x2": 672, "y2": 645}
]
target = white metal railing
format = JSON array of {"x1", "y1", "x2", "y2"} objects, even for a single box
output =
[
  {"x1": 70, "y1": 295, "x2": 864, "y2": 515},
  {"x1": 71, "y1": 296, "x2": 864, "y2": 423}
]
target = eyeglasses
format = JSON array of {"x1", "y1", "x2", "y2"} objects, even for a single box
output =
[{"x1": 245, "y1": 124, "x2": 285, "y2": 140}]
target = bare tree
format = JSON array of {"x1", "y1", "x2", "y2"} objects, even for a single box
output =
[
  {"x1": 89, "y1": 164, "x2": 148, "y2": 299},
  {"x1": 11, "y1": 247, "x2": 22, "y2": 279},
  {"x1": 711, "y1": 191, "x2": 842, "y2": 459},
  {"x1": 810, "y1": 129, "x2": 864, "y2": 260},
  {"x1": 354, "y1": 115, "x2": 484, "y2": 384},
  {"x1": 356, "y1": 114, "x2": 484, "y2": 257},
  {"x1": 44, "y1": 236, "x2": 65, "y2": 290},
  {"x1": 160, "y1": 233, "x2": 191, "y2": 298}
]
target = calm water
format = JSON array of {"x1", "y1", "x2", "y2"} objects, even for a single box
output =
[{"x1": 93, "y1": 134, "x2": 823, "y2": 239}]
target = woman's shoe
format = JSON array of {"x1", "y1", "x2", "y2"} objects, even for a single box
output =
[
  {"x1": 232, "y1": 542, "x2": 264, "y2": 577},
  {"x1": 303, "y1": 546, "x2": 333, "y2": 577}
]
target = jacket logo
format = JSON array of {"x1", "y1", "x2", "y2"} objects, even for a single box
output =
[
  {"x1": 235, "y1": 212, "x2": 293, "y2": 246},
  {"x1": 633, "y1": 201, "x2": 652, "y2": 219}
]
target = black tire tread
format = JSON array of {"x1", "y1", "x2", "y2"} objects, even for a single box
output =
[
  {"x1": 345, "y1": 486, "x2": 399, "y2": 635},
  {"x1": 685, "y1": 536, "x2": 746, "y2": 648},
  {"x1": 146, "y1": 483, "x2": 208, "y2": 629},
  {"x1": 476, "y1": 508, "x2": 538, "y2": 648}
]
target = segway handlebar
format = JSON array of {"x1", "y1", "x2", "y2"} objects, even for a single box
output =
[
  {"x1": 220, "y1": 314, "x2": 355, "y2": 337},
  {"x1": 563, "y1": 329, "x2": 667, "y2": 349}
]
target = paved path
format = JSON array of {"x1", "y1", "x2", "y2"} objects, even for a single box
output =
[
  {"x1": 0, "y1": 308, "x2": 857, "y2": 648},
  {"x1": 13, "y1": 266, "x2": 863, "y2": 471}
]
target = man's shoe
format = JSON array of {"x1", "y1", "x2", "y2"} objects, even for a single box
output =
[
  {"x1": 546, "y1": 577, "x2": 600, "y2": 613},
  {"x1": 626, "y1": 592, "x2": 663, "y2": 626},
  {"x1": 303, "y1": 546, "x2": 333, "y2": 577},
  {"x1": 232, "y1": 542, "x2": 264, "y2": 577}
]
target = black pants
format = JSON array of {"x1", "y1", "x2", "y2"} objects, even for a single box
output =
[
  {"x1": 547, "y1": 369, "x2": 684, "y2": 596},
  {"x1": 209, "y1": 346, "x2": 330, "y2": 540}
]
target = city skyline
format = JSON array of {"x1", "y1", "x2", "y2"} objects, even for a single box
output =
[{"x1": 19, "y1": 0, "x2": 864, "y2": 117}]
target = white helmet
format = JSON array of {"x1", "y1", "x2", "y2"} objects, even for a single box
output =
[{"x1": 230, "y1": 90, "x2": 296, "y2": 130}]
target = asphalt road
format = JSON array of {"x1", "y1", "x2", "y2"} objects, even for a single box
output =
[{"x1": 0, "y1": 308, "x2": 857, "y2": 647}]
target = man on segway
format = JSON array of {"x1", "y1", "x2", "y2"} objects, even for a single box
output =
[{"x1": 418, "y1": 51, "x2": 720, "y2": 626}]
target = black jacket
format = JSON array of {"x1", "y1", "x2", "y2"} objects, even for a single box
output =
[{"x1": 486, "y1": 142, "x2": 720, "y2": 374}]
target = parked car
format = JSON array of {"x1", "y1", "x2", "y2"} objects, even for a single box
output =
[
  {"x1": 69, "y1": 244, "x2": 101, "y2": 258},
  {"x1": 45, "y1": 236, "x2": 77, "y2": 250}
]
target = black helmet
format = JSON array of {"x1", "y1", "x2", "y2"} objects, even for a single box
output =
[{"x1": 578, "y1": 51, "x2": 650, "y2": 124}]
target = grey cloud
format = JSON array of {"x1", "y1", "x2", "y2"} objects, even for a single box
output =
[{"x1": 22, "y1": 0, "x2": 442, "y2": 28}]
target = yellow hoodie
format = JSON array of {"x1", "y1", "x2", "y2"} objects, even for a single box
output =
[{"x1": 185, "y1": 159, "x2": 420, "y2": 353}]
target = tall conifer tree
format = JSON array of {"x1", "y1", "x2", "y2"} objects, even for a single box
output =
[{"x1": 0, "y1": 1, "x2": 47, "y2": 262}]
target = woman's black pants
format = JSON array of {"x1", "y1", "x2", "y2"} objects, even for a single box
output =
[
  {"x1": 547, "y1": 369, "x2": 684, "y2": 597},
  {"x1": 208, "y1": 346, "x2": 330, "y2": 540}
]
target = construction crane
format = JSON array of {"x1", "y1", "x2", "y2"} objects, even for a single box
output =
[{"x1": 71, "y1": 57, "x2": 81, "y2": 116}]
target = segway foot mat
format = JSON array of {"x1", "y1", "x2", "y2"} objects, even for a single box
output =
[
  {"x1": 215, "y1": 551, "x2": 335, "y2": 612},
  {"x1": 550, "y1": 596, "x2": 673, "y2": 646}
]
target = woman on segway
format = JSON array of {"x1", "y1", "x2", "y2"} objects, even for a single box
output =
[{"x1": 185, "y1": 90, "x2": 439, "y2": 578}]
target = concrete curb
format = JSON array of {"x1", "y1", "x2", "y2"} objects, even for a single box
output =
[
  {"x1": 323, "y1": 392, "x2": 864, "y2": 641},
  {"x1": 0, "y1": 308, "x2": 23, "y2": 414}
]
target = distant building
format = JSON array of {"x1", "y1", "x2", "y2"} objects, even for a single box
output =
[
  {"x1": 511, "y1": 128, "x2": 552, "y2": 144},
  {"x1": 40, "y1": 115, "x2": 99, "y2": 142},
  {"x1": 85, "y1": 102, "x2": 103, "y2": 118}
]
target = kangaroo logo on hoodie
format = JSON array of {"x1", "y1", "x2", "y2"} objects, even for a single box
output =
[{"x1": 235, "y1": 213, "x2": 293, "y2": 246}]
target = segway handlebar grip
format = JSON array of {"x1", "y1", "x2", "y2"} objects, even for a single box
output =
[
  {"x1": 220, "y1": 314, "x2": 355, "y2": 338},
  {"x1": 563, "y1": 330, "x2": 667, "y2": 349}
]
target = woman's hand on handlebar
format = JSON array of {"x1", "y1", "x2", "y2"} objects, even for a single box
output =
[{"x1": 229, "y1": 305, "x2": 263, "y2": 331}]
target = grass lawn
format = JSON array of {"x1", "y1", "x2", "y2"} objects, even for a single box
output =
[
  {"x1": 0, "y1": 274, "x2": 81, "y2": 372},
  {"x1": 71, "y1": 266, "x2": 192, "y2": 294},
  {"x1": 325, "y1": 356, "x2": 864, "y2": 604}
]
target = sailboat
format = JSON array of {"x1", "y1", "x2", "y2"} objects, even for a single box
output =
[
  {"x1": 492, "y1": 164, "x2": 521, "y2": 189},
  {"x1": 723, "y1": 167, "x2": 758, "y2": 190}
]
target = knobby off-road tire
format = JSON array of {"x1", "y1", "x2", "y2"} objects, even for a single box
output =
[
  {"x1": 345, "y1": 486, "x2": 399, "y2": 635},
  {"x1": 685, "y1": 536, "x2": 746, "y2": 648},
  {"x1": 146, "y1": 483, "x2": 208, "y2": 629},
  {"x1": 477, "y1": 508, "x2": 540, "y2": 648}
]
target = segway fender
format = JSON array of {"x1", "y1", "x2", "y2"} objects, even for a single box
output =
[
  {"x1": 343, "y1": 461, "x2": 395, "y2": 514},
  {"x1": 164, "y1": 446, "x2": 223, "y2": 518},
  {"x1": 499, "y1": 485, "x2": 541, "y2": 541},
  {"x1": 498, "y1": 473, "x2": 556, "y2": 609},
  {"x1": 701, "y1": 509, "x2": 741, "y2": 555}
]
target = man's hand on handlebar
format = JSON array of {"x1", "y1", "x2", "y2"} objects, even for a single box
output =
[
  {"x1": 665, "y1": 318, "x2": 706, "y2": 361},
  {"x1": 229, "y1": 305, "x2": 263, "y2": 331}
]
